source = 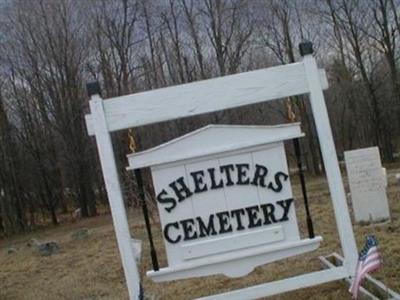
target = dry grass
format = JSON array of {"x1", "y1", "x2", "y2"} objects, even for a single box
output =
[{"x1": 1, "y1": 168, "x2": 399, "y2": 300}]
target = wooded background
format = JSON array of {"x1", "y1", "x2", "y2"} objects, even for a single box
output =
[{"x1": 0, "y1": 0, "x2": 399, "y2": 236}]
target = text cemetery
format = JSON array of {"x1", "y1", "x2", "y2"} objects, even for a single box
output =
[
  {"x1": 163, "y1": 199, "x2": 293, "y2": 244},
  {"x1": 157, "y1": 164, "x2": 293, "y2": 243}
]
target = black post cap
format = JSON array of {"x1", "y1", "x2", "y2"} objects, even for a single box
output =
[
  {"x1": 86, "y1": 81, "x2": 101, "y2": 97},
  {"x1": 299, "y1": 41, "x2": 313, "y2": 56}
]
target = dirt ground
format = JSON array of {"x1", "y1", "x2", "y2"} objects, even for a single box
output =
[{"x1": 1, "y1": 167, "x2": 399, "y2": 300}]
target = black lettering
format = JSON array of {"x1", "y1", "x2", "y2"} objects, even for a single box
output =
[
  {"x1": 230, "y1": 208, "x2": 246, "y2": 231},
  {"x1": 169, "y1": 177, "x2": 193, "y2": 202},
  {"x1": 276, "y1": 198, "x2": 293, "y2": 221},
  {"x1": 156, "y1": 189, "x2": 177, "y2": 213},
  {"x1": 251, "y1": 164, "x2": 268, "y2": 187},
  {"x1": 208, "y1": 168, "x2": 224, "y2": 189},
  {"x1": 216, "y1": 211, "x2": 233, "y2": 234},
  {"x1": 260, "y1": 203, "x2": 277, "y2": 224},
  {"x1": 190, "y1": 170, "x2": 208, "y2": 193},
  {"x1": 163, "y1": 222, "x2": 181, "y2": 244},
  {"x1": 236, "y1": 163, "x2": 250, "y2": 185},
  {"x1": 180, "y1": 219, "x2": 198, "y2": 241},
  {"x1": 245, "y1": 205, "x2": 262, "y2": 228},
  {"x1": 220, "y1": 164, "x2": 235, "y2": 186},
  {"x1": 268, "y1": 171, "x2": 289, "y2": 192},
  {"x1": 196, "y1": 215, "x2": 217, "y2": 237}
]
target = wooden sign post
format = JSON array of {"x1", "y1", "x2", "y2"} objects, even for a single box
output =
[{"x1": 85, "y1": 42, "x2": 358, "y2": 300}]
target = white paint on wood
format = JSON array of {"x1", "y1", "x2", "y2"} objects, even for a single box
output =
[
  {"x1": 217, "y1": 152, "x2": 259, "y2": 232},
  {"x1": 85, "y1": 114, "x2": 95, "y2": 136},
  {"x1": 143, "y1": 135, "x2": 322, "y2": 282},
  {"x1": 127, "y1": 123, "x2": 304, "y2": 170},
  {"x1": 150, "y1": 164, "x2": 195, "y2": 264},
  {"x1": 252, "y1": 147, "x2": 300, "y2": 242},
  {"x1": 88, "y1": 96, "x2": 141, "y2": 300},
  {"x1": 303, "y1": 54, "x2": 358, "y2": 275},
  {"x1": 344, "y1": 147, "x2": 390, "y2": 222},
  {"x1": 182, "y1": 226, "x2": 284, "y2": 261},
  {"x1": 184, "y1": 158, "x2": 229, "y2": 239},
  {"x1": 147, "y1": 237, "x2": 322, "y2": 282},
  {"x1": 195, "y1": 266, "x2": 347, "y2": 300},
  {"x1": 85, "y1": 66, "x2": 328, "y2": 135}
]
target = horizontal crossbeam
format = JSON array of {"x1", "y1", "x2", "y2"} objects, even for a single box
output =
[
  {"x1": 86, "y1": 64, "x2": 327, "y2": 135},
  {"x1": 196, "y1": 267, "x2": 349, "y2": 300}
]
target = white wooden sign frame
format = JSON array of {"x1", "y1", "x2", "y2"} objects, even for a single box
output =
[{"x1": 85, "y1": 52, "x2": 358, "y2": 300}]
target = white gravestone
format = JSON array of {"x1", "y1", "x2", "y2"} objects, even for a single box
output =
[
  {"x1": 344, "y1": 147, "x2": 390, "y2": 223},
  {"x1": 127, "y1": 123, "x2": 322, "y2": 283},
  {"x1": 382, "y1": 167, "x2": 387, "y2": 188},
  {"x1": 396, "y1": 173, "x2": 400, "y2": 184}
]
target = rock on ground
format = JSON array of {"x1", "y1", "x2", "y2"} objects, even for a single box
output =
[
  {"x1": 28, "y1": 239, "x2": 59, "y2": 256},
  {"x1": 7, "y1": 247, "x2": 17, "y2": 254}
]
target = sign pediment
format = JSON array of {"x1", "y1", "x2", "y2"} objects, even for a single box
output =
[{"x1": 127, "y1": 123, "x2": 304, "y2": 170}]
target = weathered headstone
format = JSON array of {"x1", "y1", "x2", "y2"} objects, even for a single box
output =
[{"x1": 344, "y1": 147, "x2": 390, "y2": 223}]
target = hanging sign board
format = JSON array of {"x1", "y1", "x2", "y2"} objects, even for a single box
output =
[{"x1": 127, "y1": 123, "x2": 322, "y2": 282}]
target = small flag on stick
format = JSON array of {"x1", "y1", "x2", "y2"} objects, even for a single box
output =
[{"x1": 349, "y1": 235, "x2": 382, "y2": 299}]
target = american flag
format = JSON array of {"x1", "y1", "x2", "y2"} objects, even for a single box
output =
[{"x1": 349, "y1": 235, "x2": 382, "y2": 299}]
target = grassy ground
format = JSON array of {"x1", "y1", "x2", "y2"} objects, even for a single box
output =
[{"x1": 1, "y1": 168, "x2": 399, "y2": 300}]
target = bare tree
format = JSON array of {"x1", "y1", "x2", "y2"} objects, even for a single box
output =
[
  {"x1": 0, "y1": 0, "x2": 399, "y2": 235},
  {"x1": 201, "y1": 0, "x2": 254, "y2": 76}
]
